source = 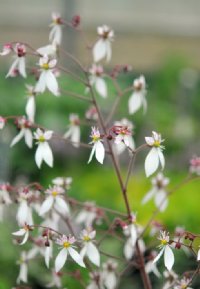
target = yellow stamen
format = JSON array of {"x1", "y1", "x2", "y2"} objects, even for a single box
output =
[
  {"x1": 92, "y1": 136, "x2": 100, "y2": 142},
  {"x1": 63, "y1": 241, "x2": 70, "y2": 248},
  {"x1": 161, "y1": 239, "x2": 167, "y2": 246},
  {"x1": 41, "y1": 63, "x2": 49, "y2": 70},
  {"x1": 83, "y1": 236, "x2": 90, "y2": 242},
  {"x1": 52, "y1": 191, "x2": 58, "y2": 197},
  {"x1": 154, "y1": 141, "x2": 160, "y2": 147},
  {"x1": 38, "y1": 136, "x2": 46, "y2": 142}
]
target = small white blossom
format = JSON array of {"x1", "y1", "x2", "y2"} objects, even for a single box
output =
[
  {"x1": 10, "y1": 116, "x2": 33, "y2": 148},
  {"x1": 128, "y1": 75, "x2": 147, "y2": 115},
  {"x1": 55, "y1": 235, "x2": 85, "y2": 272},
  {"x1": 25, "y1": 85, "x2": 36, "y2": 123},
  {"x1": 162, "y1": 270, "x2": 178, "y2": 289},
  {"x1": 35, "y1": 55, "x2": 59, "y2": 96},
  {"x1": 88, "y1": 127, "x2": 105, "y2": 164},
  {"x1": 80, "y1": 228, "x2": 100, "y2": 266},
  {"x1": 75, "y1": 202, "x2": 97, "y2": 227},
  {"x1": 39, "y1": 185, "x2": 70, "y2": 216},
  {"x1": 34, "y1": 128, "x2": 53, "y2": 168},
  {"x1": 0, "y1": 43, "x2": 12, "y2": 56},
  {"x1": 49, "y1": 12, "x2": 63, "y2": 46},
  {"x1": 12, "y1": 224, "x2": 31, "y2": 245},
  {"x1": 0, "y1": 183, "x2": 12, "y2": 221},
  {"x1": 17, "y1": 251, "x2": 28, "y2": 284},
  {"x1": 145, "y1": 131, "x2": 165, "y2": 177},
  {"x1": 88, "y1": 64, "x2": 107, "y2": 98},
  {"x1": 37, "y1": 42, "x2": 57, "y2": 57},
  {"x1": 63, "y1": 114, "x2": 80, "y2": 147},
  {"x1": 16, "y1": 189, "x2": 33, "y2": 226},
  {"x1": 93, "y1": 25, "x2": 114, "y2": 63},
  {"x1": 102, "y1": 259, "x2": 118, "y2": 289},
  {"x1": 87, "y1": 272, "x2": 104, "y2": 289},
  {"x1": 145, "y1": 251, "x2": 161, "y2": 278},
  {"x1": 52, "y1": 177, "x2": 73, "y2": 190},
  {"x1": 153, "y1": 231, "x2": 174, "y2": 271},
  {"x1": 142, "y1": 172, "x2": 169, "y2": 212},
  {"x1": 174, "y1": 277, "x2": 193, "y2": 289},
  {"x1": 6, "y1": 43, "x2": 27, "y2": 78}
]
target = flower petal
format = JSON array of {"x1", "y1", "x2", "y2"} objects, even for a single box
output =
[
  {"x1": 95, "y1": 141, "x2": 105, "y2": 164},
  {"x1": 95, "y1": 78, "x2": 107, "y2": 98},
  {"x1": 39, "y1": 196, "x2": 54, "y2": 216},
  {"x1": 35, "y1": 144, "x2": 44, "y2": 168},
  {"x1": 145, "y1": 147, "x2": 160, "y2": 177},
  {"x1": 24, "y1": 129, "x2": 33, "y2": 148},
  {"x1": 55, "y1": 248, "x2": 68, "y2": 272},
  {"x1": 68, "y1": 247, "x2": 86, "y2": 268},
  {"x1": 42, "y1": 142, "x2": 54, "y2": 167},
  {"x1": 142, "y1": 188, "x2": 156, "y2": 204},
  {"x1": 158, "y1": 149, "x2": 165, "y2": 169},
  {"x1": 6, "y1": 58, "x2": 19, "y2": 78},
  {"x1": 93, "y1": 39, "x2": 106, "y2": 62},
  {"x1": 88, "y1": 144, "x2": 96, "y2": 164},
  {"x1": 18, "y1": 57, "x2": 27, "y2": 78},
  {"x1": 164, "y1": 245, "x2": 174, "y2": 271},
  {"x1": 10, "y1": 129, "x2": 25, "y2": 147},
  {"x1": 55, "y1": 197, "x2": 70, "y2": 215},
  {"x1": 26, "y1": 96, "x2": 36, "y2": 123},
  {"x1": 153, "y1": 247, "x2": 164, "y2": 264},
  {"x1": 128, "y1": 92, "x2": 142, "y2": 115},
  {"x1": 86, "y1": 242, "x2": 100, "y2": 266},
  {"x1": 46, "y1": 71, "x2": 59, "y2": 96},
  {"x1": 155, "y1": 190, "x2": 168, "y2": 212},
  {"x1": 35, "y1": 71, "x2": 47, "y2": 93}
]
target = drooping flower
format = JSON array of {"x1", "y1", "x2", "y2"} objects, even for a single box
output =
[
  {"x1": 63, "y1": 114, "x2": 80, "y2": 148},
  {"x1": 75, "y1": 202, "x2": 98, "y2": 227},
  {"x1": 39, "y1": 185, "x2": 70, "y2": 216},
  {"x1": 49, "y1": 12, "x2": 64, "y2": 46},
  {"x1": 189, "y1": 156, "x2": 200, "y2": 176},
  {"x1": 102, "y1": 259, "x2": 118, "y2": 289},
  {"x1": 153, "y1": 231, "x2": 174, "y2": 271},
  {"x1": 37, "y1": 42, "x2": 58, "y2": 57},
  {"x1": 88, "y1": 64, "x2": 107, "y2": 98},
  {"x1": 25, "y1": 85, "x2": 36, "y2": 123},
  {"x1": 142, "y1": 172, "x2": 169, "y2": 212},
  {"x1": 0, "y1": 183, "x2": 12, "y2": 221},
  {"x1": 55, "y1": 235, "x2": 85, "y2": 272},
  {"x1": 10, "y1": 116, "x2": 33, "y2": 148},
  {"x1": 113, "y1": 119, "x2": 135, "y2": 155},
  {"x1": 145, "y1": 251, "x2": 161, "y2": 278},
  {"x1": 16, "y1": 251, "x2": 28, "y2": 284},
  {"x1": 128, "y1": 75, "x2": 147, "y2": 115},
  {"x1": 80, "y1": 228, "x2": 100, "y2": 266},
  {"x1": 88, "y1": 127, "x2": 105, "y2": 164},
  {"x1": 16, "y1": 188, "x2": 33, "y2": 226},
  {"x1": 35, "y1": 55, "x2": 59, "y2": 96},
  {"x1": 6, "y1": 43, "x2": 27, "y2": 78},
  {"x1": 0, "y1": 43, "x2": 12, "y2": 56},
  {"x1": 52, "y1": 177, "x2": 73, "y2": 190},
  {"x1": 93, "y1": 25, "x2": 114, "y2": 63},
  {"x1": 12, "y1": 224, "x2": 31, "y2": 245},
  {"x1": 34, "y1": 128, "x2": 53, "y2": 168},
  {"x1": 87, "y1": 272, "x2": 104, "y2": 289},
  {"x1": 0, "y1": 116, "x2": 6, "y2": 130},
  {"x1": 145, "y1": 131, "x2": 165, "y2": 177}
]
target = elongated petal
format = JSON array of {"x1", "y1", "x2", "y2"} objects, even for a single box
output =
[
  {"x1": 55, "y1": 197, "x2": 70, "y2": 215},
  {"x1": 6, "y1": 58, "x2": 19, "y2": 78},
  {"x1": 17, "y1": 200, "x2": 28, "y2": 226},
  {"x1": 142, "y1": 188, "x2": 156, "y2": 204},
  {"x1": 46, "y1": 71, "x2": 59, "y2": 96},
  {"x1": 24, "y1": 129, "x2": 33, "y2": 148},
  {"x1": 88, "y1": 144, "x2": 96, "y2": 164},
  {"x1": 42, "y1": 142, "x2": 53, "y2": 167},
  {"x1": 35, "y1": 71, "x2": 46, "y2": 93},
  {"x1": 130, "y1": 224, "x2": 137, "y2": 246},
  {"x1": 86, "y1": 242, "x2": 100, "y2": 266},
  {"x1": 80, "y1": 245, "x2": 87, "y2": 258},
  {"x1": 155, "y1": 190, "x2": 168, "y2": 212},
  {"x1": 197, "y1": 249, "x2": 200, "y2": 261},
  {"x1": 10, "y1": 129, "x2": 25, "y2": 147},
  {"x1": 71, "y1": 127, "x2": 80, "y2": 147},
  {"x1": 45, "y1": 246, "x2": 51, "y2": 268},
  {"x1": 95, "y1": 78, "x2": 107, "y2": 98},
  {"x1": 145, "y1": 147, "x2": 159, "y2": 177},
  {"x1": 93, "y1": 39, "x2": 106, "y2": 62},
  {"x1": 105, "y1": 41, "x2": 112, "y2": 62},
  {"x1": 17, "y1": 263, "x2": 28, "y2": 283},
  {"x1": 153, "y1": 248, "x2": 164, "y2": 264},
  {"x1": 68, "y1": 247, "x2": 85, "y2": 268},
  {"x1": 35, "y1": 144, "x2": 43, "y2": 168},
  {"x1": 95, "y1": 141, "x2": 105, "y2": 164},
  {"x1": 12, "y1": 229, "x2": 26, "y2": 236},
  {"x1": 20, "y1": 231, "x2": 29, "y2": 245},
  {"x1": 124, "y1": 238, "x2": 135, "y2": 260},
  {"x1": 164, "y1": 246, "x2": 174, "y2": 271},
  {"x1": 39, "y1": 196, "x2": 54, "y2": 216},
  {"x1": 55, "y1": 248, "x2": 68, "y2": 272},
  {"x1": 128, "y1": 92, "x2": 142, "y2": 114},
  {"x1": 158, "y1": 149, "x2": 165, "y2": 169},
  {"x1": 104, "y1": 272, "x2": 117, "y2": 289},
  {"x1": 18, "y1": 57, "x2": 27, "y2": 78},
  {"x1": 26, "y1": 96, "x2": 36, "y2": 123}
]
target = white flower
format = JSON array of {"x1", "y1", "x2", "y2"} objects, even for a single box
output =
[
  {"x1": 0, "y1": 43, "x2": 12, "y2": 56},
  {"x1": 25, "y1": 85, "x2": 36, "y2": 123},
  {"x1": 12, "y1": 224, "x2": 31, "y2": 245},
  {"x1": 34, "y1": 128, "x2": 53, "y2": 168},
  {"x1": 17, "y1": 251, "x2": 28, "y2": 284},
  {"x1": 142, "y1": 172, "x2": 169, "y2": 212},
  {"x1": 49, "y1": 12, "x2": 63, "y2": 46},
  {"x1": 10, "y1": 116, "x2": 33, "y2": 148},
  {"x1": 63, "y1": 114, "x2": 80, "y2": 148},
  {"x1": 52, "y1": 177, "x2": 72, "y2": 190},
  {"x1": 0, "y1": 116, "x2": 6, "y2": 129},
  {"x1": 85, "y1": 106, "x2": 98, "y2": 120},
  {"x1": 145, "y1": 251, "x2": 161, "y2": 278},
  {"x1": 16, "y1": 189, "x2": 33, "y2": 226},
  {"x1": 6, "y1": 43, "x2": 27, "y2": 78},
  {"x1": 88, "y1": 127, "x2": 105, "y2": 164},
  {"x1": 102, "y1": 259, "x2": 118, "y2": 289},
  {"x1": 37, "y1": 42, "x2": 57, "y2": 57},
  {"x1": 87, "y1": 272, "x2": 104, "y2": 289},
  {"x1": 145, "y1": 131, "x2": 165, "y2": 177},
  {"x1": 55, "y1": 235, "x2": 85, "y2": 272},
  {"x1": 174, "y1": 277, "x2": 193, "y2": 289},
  {"x1": 35, "y1": 55, "x2": 59, "y2": 96},
  {"x1": 75, "y1": 202, "x2": 97, "y2": 227},
  {"x1": 0, "y1": 183, "x2": 12, "y2": 222},
  {"x1": 113, "y1": 119, "x2": 135, "y2": 155},
  {"x1": 80, "y1": 228, "x2": 100, "y2": 266},
  {"x1": 93, "y1": 25, "x2": 114, "y2": 63},
  {"x1": 88, "y1": 64, "x2": 107, "y2": 98},
  {"x1": 190, "y1": 156, "x2": 200, "y2": 176},
  {"x1": 128, "y1": 75, "x2": 147, "y2": 115},
  {"x1": 39, "y1": 185, "x2": 70, "y2": 216},
  {"x1": 153, "y1": 231, "x2": 174, "y2": 271}
]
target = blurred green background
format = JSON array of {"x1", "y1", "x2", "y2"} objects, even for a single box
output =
[{"x1": 0, "y1": 0, "x2": 200, "y2": 288}]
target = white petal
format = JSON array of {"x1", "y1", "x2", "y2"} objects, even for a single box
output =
[
  {"x1": 142, "y1": 95, "x2": 147, "y2": 114},
  {"x1": 93, "y1": 39, "x2": 106, "y2": 62},
  {"x1": 95, "y1": 78, "x2": 107, "y2": 98},
  {"x1": 55, "y1": 248, "x2": 68, "y2": 272},
  {"x1": 80, "y1": 245, "x2": 87, "y2": 258},
  {"x1": 155, "y1": 190, "x2": 168, "y2": 212},
  {"x1": 142, "y1": 188, "x2": 156, "y2": 204},
  {"x1": 45, "y1": 246, "x2": 52, "y2": 268},
  {"x1": 10, "y1": 129, "x2": 25, "y2": 147},
  {"x1": 18, "y1": 57, "x2": 27, "y2": 78},
  {"x1": 39, "y1": 196, "x2": 54, "y2": 216},
  {"x1": 153, "y1": 248, "x2": 164, "y2": 264},
  {"x1": 105, "y1": 41, "x2": 112, "y2": 62},
  {"x1": 104, "y1": 272, "x2": 117, "y2": 289},
  {"x1": 86, "y1": 242, "x2": 100, "y2": 266},
  {"x1": 68, "y1": 247, "x2": 86, "y2": 268},
  {"x1": 130, "y1": 224, "x2": 137, "y2": 246},
  {"x1": 6, "y1": 58, "x2": 19, "y2": 78},
  {"x1": 164, "y1": 246, "x2": 174, "y2": 271},
  {"x1": 95, "y1": 141, "x2": 105, "y2": 164},
  {"x1": 42, "y1": 142, "x2": 53, "y2": 167},
  {"x1": 128, "y1": 92, "x2": 142, "y2": 115},
  {"x1": 12, "y1": 229, "x2": 26, "y2": 236},
  {"x1": 46, "y1": 71, "x2": 59, "y2": 96},
  {"x1": 124, "y1": 238, "x2": 135, "y2": 260},
  {"x1": 55, "y1": 197, "x2": 70, "y2": 215},
  {"x1": 145, "y1": 147, "x2": 160, "y2": 177},
  {"x1": 17, "y1": 263, "x2": 28, "y2": 283},
  {"x1": 26, "y1": 96, "x2": 36, "y2": 123},
  {"x1": 27, "y1": 247, "x2": 39, "y2": 259},
  {"x1": 88, "y1": 144, "x2": 96, "y2": 164},
  {"x1": 35, "y1": 144, "x2": 43, "y2": 168},
  {"x1": 71, "y1": 127, "x2": 80, "y2": 147},
  {"x1": 35, "y1": 71, "x2": 46, "y2": 93},
  {"x1": 158, "y1": 149, "x2": 165, "y2": 169},
  {"x1": 24, "y1": 129, "x2": 33, "y2": 148},
  {"x1": 197, "y1": 249, "x2": 200, "y2": 261},
  {"x1": 20, "y1": 231, "x2": 29, "y2": 245},
  {"x1": 17, "y1": 200, "x2": 28, "y2": 226}
]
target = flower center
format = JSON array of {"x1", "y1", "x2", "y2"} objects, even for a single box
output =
[
  {"x1": 160, "y1": 239, "x2": 167, "y2": 246},
  {"x1": 63, "y1": 241, "x2": 70, "y2": 248},
  {"x1": 38, "y1": 136, "x2": 46, "y2": 142},
  {"x1": 51, "y1": 191, "x2": 58, "y2": 197},
  {"x1": 92, "y1": 135, "x2": 100, "y2": 142},
  {"x1": 83, "y1": 236, "x2": 90, "y2": 242},
  {"x1": 41, "y1": 63, "x2": 49, "y2": 70},
  {"x1": 153, "y1": 141, "x2": 160, "y2": 147}
]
